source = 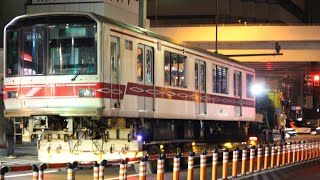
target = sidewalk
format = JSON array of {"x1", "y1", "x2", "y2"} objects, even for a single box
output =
[{"x1": 0, "y1": 142, "x2": 40, "y2": 166}]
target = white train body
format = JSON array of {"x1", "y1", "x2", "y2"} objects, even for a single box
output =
[{"x1": 3, "y1": 12, "x2": 255, "y2": 163}]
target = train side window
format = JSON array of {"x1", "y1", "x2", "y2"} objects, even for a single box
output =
[
  {"x1": 137, "y1": 48, "x2": 143, "y2": 81},
  {"x1": 213, "y1": 65, "x2": 228, "y2": 94},
  {"x1": 246, "y1": 74, "x2": 254, "y2": 98},
  {"x1": 164, "y1": 51, "x2": 187, "y2": 87},
  {"x1": 195, "y1": 63, "x2": 198, "y2": 90},
  {"x1": 234, "y1": 71, "x2": 242, "y2": 97},
  {"x1": 146, "y1": 50, "x2": 153, "y2": 83}
]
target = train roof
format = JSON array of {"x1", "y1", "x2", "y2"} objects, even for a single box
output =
[
  {"x1": 94, "y1": 13, "x2": 254, "y2": 70},
  {"x1": 5, "y1": 12, "x2": 254, "y2": 71}
]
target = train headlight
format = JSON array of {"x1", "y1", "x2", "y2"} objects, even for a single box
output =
[
  {"x1": 79, "y1": 89, "x2": 96, "y2": 97},
  {"x1": 7, "y1": 91, "x2": 18, "y2": 98}
]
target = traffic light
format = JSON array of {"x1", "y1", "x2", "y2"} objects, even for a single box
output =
[
  {"x1": 305, "y1": 75, "x2": 314, "y2": 81},
  {"x1": 314, "y1": 75, "x2": 320, "y2": 86}
]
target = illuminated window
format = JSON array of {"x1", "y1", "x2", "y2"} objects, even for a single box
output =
[
  {"x1": 246, "y1": 74, "x2": 254, "y2": 98},
  {"x1": 213, "y1": 65, "x2": 228, "y2": 94},
  {"x1": 164, "y1": 51, "x2": 187, "y2": 87},
  {"x1": 137, "y1": 48, "x2": 143, "y2": 81}
]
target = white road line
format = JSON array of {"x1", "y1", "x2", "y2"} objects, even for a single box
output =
[
  {"x1": 5, "y1": 170, "x2": 59, "y2": 178},
  {"x1": 105, "y1": 173, "x2": 139, "y2": 180}
]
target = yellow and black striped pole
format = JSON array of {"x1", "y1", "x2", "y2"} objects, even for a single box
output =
[
  {"x1": 276, "y1": 145, "x2": 281, "y2": 167},
  {"x1": 0, "y1": 166, "x2": 9, "y2": 180},
  {"x1": 173, "y1": 153, "x2": 181, "y2": 180},
  {"x1": 301, "y1": 141, "x2": 305, "y2": 161},
  {"x1": 119, "y1": 159, "x2": 128, "y2": 180},
  {"x1": 93, "y1": 161, "x2": 99, "y2": 180},
  {"x1": 200, "y1": 150, "x2": 207, "y2": 180},
  {"x1": 287, "y1": 143, "x2": 291, "y2": 164},
  {"x1": 139, "y1": 156, "x2": 148, "y2": 180},
  {"x1": 222, "y1": 148, "x2": 229, "y2": 180},
  {"x1": 156, "y1": 154, "x2": 165, "y2": 180},
  {"x1": 212, "y1": 149, "x2": 218, "y2": 180},
  {"x1": 270, "y1": 144, "x2": 275, "y2": 168},
  {"x1": 249, "y1": 146, "x2": 255, "y2": 174},
  {"x1": 232, "y1": 148, "x2": 239, "y2": 178},
  {"x1": 257, "y1": 145, "x2": 262, "y2": 172},
  {"x1": 264, "y1": 145, "x2": 269, "y2": 170},
  {"x1": 292, "y1": 142, "x2": 296, "y2": 163},
  {"x1": 32, "y1": 164, "x2": 38, "y2": 180},
  {"x1": 39, "y1": 163, "x2": 47, "y2": 180},
  {"x1": 187, "y1": 152, "x2": 195, "y2": 180},
  {"x1": 296, "y1": 141, "x2": 300, "y2": 162},
  {"x1": 241, "y1": 147, "x2": 247, "y2": 176},
  {"x1": 282, "y1": 143, "x2": 286, "y2": 165}
]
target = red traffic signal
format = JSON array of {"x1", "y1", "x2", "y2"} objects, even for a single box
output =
[{"x1": 314, "y1": 75, "x2": 320, "y2": 81}]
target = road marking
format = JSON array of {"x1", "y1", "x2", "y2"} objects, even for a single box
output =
[
  {"x1": 5, "y1": 170, "x2": 59, "y2": 178},
  {"x1": 105, "y1": 173, "x2": 139, "y2": 180}
]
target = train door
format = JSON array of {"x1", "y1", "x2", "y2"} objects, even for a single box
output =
[
  {"x1": 234, "y1": 70, "x2": 242, "y2": 116},
  {"x1": 137, "y1": 44, "x2": 154, "y2": 111},
  {"x1": 110, "y1": 36, "x2": 120, "y2": 108},
  {"x1": 195, "y1": 60, "x2": 206, "y2": 114}
]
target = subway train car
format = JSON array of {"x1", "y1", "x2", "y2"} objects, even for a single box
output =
[{"x1": 3, "y1": 12, "x2": 256, "y2": 166}]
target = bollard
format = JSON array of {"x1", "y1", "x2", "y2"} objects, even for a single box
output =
[
  {"x1": 139, "y1": 156, "x2": 148, "y2": 180},
  {"x1": 300, "y1": 142, "x2": 304, "y2": 161},
  {"x1": 32, "y1": 164, "x2": 39, "y2": 180},
  {"x1": 212, "y1": 149, "x2": 219, "y2": 180},
  {"x1": 232, "y1": 148, "x2": 239, "y2": 178},
  {"x1": 187, "y1": 152, "x2": 195, "y2": 180},
  {"x1": 292, "y1": 142, "x2": 296, "y2": 163},
  {"x1": 312, "y1": 141, "x2": 316, "y2": 158},
  {"x1": 67, "y1": 163, "x2": 74, "y2": 180},
  {"x1": 264, "y1": 145, "x2": 269, "y2": 170},
  {"x1": 222, "y1": 149, "x2": 229, "y2": 179},
  {"x1": 39, "y1": 163, "x2": 48, "y2": 180},
  {"x1": 270, "y1": 144, "x2": 275, "y2": 168},
  {"x1": 276, "y1": 145, "x2": 281, "y2": 167},
  {"x1": 296, "y1": 142, "x2": 300, "y2": 162},
  {"x1": 93, "y1": 161, "x2": 99, "y2": 180},
  {"x1": 241, "y1": 147, "x2": 247, "y2": 176},
  {"x1": 316, "y1": 141, "x2": 320, "y2": 157},
  {"x1": 200, "y1": 150, "x2": 207, "y2": 180},
  {"x1": 282, "y1": 143, "x2": 286, "y2": 165},
  {"x1": 173, "y1": 153, "x2": 181, "y2": 180},
  {"x1": 306, "y1": 141, "x2": 310, "y2": 160},
  {"x1": 287, "y1": 143, "x2": 291, "y2": 164},
  {"x1": 0, "y1": 166, "x2": 9, "y2": 180},
  {"x1": 157, "y1": 154, "x2": 165, "y2": 180},
  {"x1": 249, "y1": 146, "x2": 255, "y2": 174},
  {"x1": 99, "y1": 160, "x2": 108, "y2": 180},
  {"x1": 257, "y1": 145, "x2": 262, "y2": 172},
  {"x1": 119, "y1": 159, "x2": 128, "y2": 180}
]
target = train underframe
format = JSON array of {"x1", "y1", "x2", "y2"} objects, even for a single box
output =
[{"x1": 16, "y1": 115, "x2": 249, "y2": 171}]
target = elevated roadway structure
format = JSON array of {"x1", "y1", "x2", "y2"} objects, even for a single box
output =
[{"x1": 151, "y1": 25, "x2": 320, "y2": 81}]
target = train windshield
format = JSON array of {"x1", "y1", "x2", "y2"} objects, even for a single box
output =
[
  {"x1": 48, "y1": 25, "x2": 97, "y2": 75},
  {"x1": 5, "y1": 15, "x2": 97, "y2": 77}
]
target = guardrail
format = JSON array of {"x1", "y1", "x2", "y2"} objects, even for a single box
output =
[{"x1": 0, "y1": 140, "x2": 319, "y2": 179}]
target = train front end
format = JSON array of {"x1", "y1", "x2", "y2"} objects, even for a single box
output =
[{"x1": 3, "y1": 13, "x2": 142, "y2": 163}]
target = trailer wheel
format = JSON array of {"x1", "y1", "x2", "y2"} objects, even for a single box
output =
[{"x1": 146, "y1": 145, "x2": 159, "y2": 174}]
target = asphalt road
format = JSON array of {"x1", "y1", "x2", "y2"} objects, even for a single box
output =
[{"x1": 0, "y1": 134, "x2": 319, "y2": 180}]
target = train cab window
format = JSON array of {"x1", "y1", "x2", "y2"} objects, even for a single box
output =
[
  {"x1": 137, "y1": 48, "x2": 143, "y2": 81},
  {"x1": 164, "y1": 51, "x2": 187, "y2": 87},
  {"x1": 6, "y1": 31, "x2": 19, "y2": 76},
  {"x1": 48, "y1": 25, "x2": 97, "y2": 75},
  {"x1": 246, "y1": 74, "x2": 254, "y2": 98},
  {"x1": 21, "y1": 28, "x2": 45, "y2": 75},
  {"x1": 213, "y1": 65, "x2": 228, "y2": 94}
]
